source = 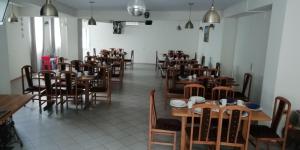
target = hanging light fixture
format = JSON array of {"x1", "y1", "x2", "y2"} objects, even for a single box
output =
[
  {"x1": 88, "y1": 1, "x2": 96, "y2": 25},
  {"x1": 185, "y1": 2, "x2": 194, "y2": 29},
  {"x1": 203, "y1": 0, "x2": 220, "y2": 23},
  {"x1": 40, "y1": 0, "x2": 58, "y2": 17},
  {"x1": 8, "y1": 1, "x2": 18, "y2": 23},
  {"x1": 127, "y1": 0, "x2": 146, "y2": 16}
]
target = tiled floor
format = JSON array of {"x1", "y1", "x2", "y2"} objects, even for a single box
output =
[{"x1": 9, "y1": 64, "x2": 291, "y2": 150}]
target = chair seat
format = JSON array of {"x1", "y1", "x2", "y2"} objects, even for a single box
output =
[
  {"x1": 90, "y1": 87, "x2": 107, "y2": 92},
  {"x1": 250, "y1": 125, "x2": 280, "y2": 139},
  {"x1": 26, "y1": 86, "x2": 44, "y2": 92},
  {"x1": 168, "y1": 88, "x2": 184, "y2": 94},
  {"x1": 124, "y1": 59, "x2": 132, "y2": 62},
  {"x1": 61, "y1": 88, "x2": 84, "y2": 95},
  {"x1": 156, "y1": 118, "x2": 181, "y2": 131},
  {"x1": 234, "y1": 91, "x2": 247, "y2": 100}
]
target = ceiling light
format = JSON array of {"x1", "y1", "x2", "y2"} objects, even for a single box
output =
[
  {"x1": 8, "y1": 1, "x2": 18, "y2": 23},
  {"x1": 40, "y1": 0, "x2": 58, "y2": 17},
  {"x1": 88, "y1": 1, "x2": 96, "y2": 25},
  {"x1": 127, "y1": 0, "x2": 146, "y2": 16},
  {"x1": 203, "y1": 0, "x2": 220, "y2": 23},
  {"x1": 185, "y1": 3, "x2": 194, "y2": 29}
]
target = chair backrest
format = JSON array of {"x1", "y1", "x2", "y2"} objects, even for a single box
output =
[
  {"x1": 211, "y1": 86, "x2": 234, "y2": 100},
  {"x1": 201, "y1": 56, "x2": 205, "y2": 66},
  {"x1": 71, "y1": 60, "x2": 83, "y2": 72},
  {"x1": 57, "y1": 63, "x2": 71, "y2": 72},
  {"x1": 58, "y1": 57, "x2": 64, "y2": 63},
  {"x1": 215, "y1": 62, "x2": 221, "y2": 77},
  {"x1": 149, "y1": 89, "x2": 157, "y2": 130},
  {"x1": 241, "y1": 73, "x2": 252, "y2": 99},
  {"x1": 184, "y1": 84, "x2": 205, "y2": 99},
  {"x1": 189, "y1": 103, "x2": 220, "y2": 149},
  {"x1": 165, "y1": 68, "x2": 179, "y2": 90},
  {"x1": 130, "y1": 50, "x2": 134, "y2": 60},
  {"x1": 271, "y1": 96, "x2": 291, "y2": 136},
  {"x1": 215, "y1": 76, "x2": 232, "y2": 87},
  {"x1": 60, "y1": 71, "x2": 77, "y2": 94},
  {"x1": 38, "y1": 71, "x2": 57, "y2": 95},
  {"x1": 21, "y1": 65, "x2": 34, "y2": 89},
  {"x1": 216, "y1": 105, "x2": 252, "y2": 150}
]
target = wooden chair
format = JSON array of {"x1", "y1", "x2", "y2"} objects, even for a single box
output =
[
  {"x1": 164, "y1": 68, "x2": 184, "y2": 106},
  {"x1": 124, "y1": 50, "x2": 134, "y2": 69},
  {"x1": 21, "y1": 65, "x2": 43, "y2": 101},
  {"x1": 186, "y1": 103, "x2": 220, "y2": 150},
  {"x1": 58, "y1": 57, "x2": 65, "y2": 63},
  {"x1": 111, "y1": 58, "x2": 124, "y2": 83},
  {"x1": 216, "y1": 105, "x2": 252, "y2": 150},
  {"x1": 148, "y1": 89, "x2": 181, "y2": 150},
  {"x1": 155, "y1": 51, "x2": 165, "y2": 70},
  {"x1": 59, "y1": 71, "x2": 84, "y2": 111},
  {"x1": 235, "y1": 73, "x2": 252, "y2": 101},
  {"x1": 71, "y1": 60, "x2": 83, "y2": 73},
  {"x1": 201, "y1": 56, "x2": 205, "y2": 66},
  {"x1": 183, "y1": 84, "x2": 205, "y2": 99},
  {"x1": 90, "y1": 67, "x2": 112, "y2": 104},
  {"x1": 211, "y1": 86, "x2": 234, "y2": 100},
  {"x1": 249, "y1": 96, "x2": 291, "y2": 150},
  {"x1": 38, "y1": 71, "x2": 59, "y2": 113},
  {"x1": 57, "y1": 63, "x2": 71, "y2": 72}
]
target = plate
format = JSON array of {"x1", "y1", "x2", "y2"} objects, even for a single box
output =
[
  {"x1": 194, "y1": 108, "x2": 202, "y2": 114},
  {"x1": 170, "y1": 99, "x2": 187, "y2": 108},
  {"x1": 190, "y1": 96, "x2": 206, "y2": 103},
  {"x1": 246, "y1": 103, "x2": 261, "y2": 111}
]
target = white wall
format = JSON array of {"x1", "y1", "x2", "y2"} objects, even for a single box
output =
[
  {"x1": 271, "y1": 0, "x2": 300, "y2": 110},
  {"x1": 197, "y1": 22, "x2": 224, "y2": 66},
  {"x1": 6, "y1": 16, "x2": 32, "y2": 80},
  {"x1": 232, "y1": 11, "x2": 271, "y2": 102},
  {"x1": 0, "y1": 24, "x2": 11, "y2": 93},
  {"x1": 88, "y1": 21, "x2": 200, "y2": 64},
  {"x1": 220, "y1": 18, "x2": 237, "y2": 76}
]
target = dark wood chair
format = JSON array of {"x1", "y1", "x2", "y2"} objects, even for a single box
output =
[
  {"x1": 164, "y1": 68, "x2": 184, "y2": 106},
  {"x1": 235, "y1": 73, "x2": 252, "y2": 101},
  {"x1": 38, "y1": 71, "x2": 59, "y2": 113},
  {"x1": 124, "y1": 50, "x2": 134, "y2": 69},
  {"x1": 111, "y1": 58, "x2": 124, "y2": 83},
  {"x1": 186, "y1": 103, "x2": 220, "y2": 150},
  {"x1": 90, "y1": 67, "x2": 112, "y2": 104},
  {"x1": 183, "y1": 84, "x2": 205, "y2": 99},
  {"x1": 216, "y1": 105, "x2": 252, "y2": 150},
  {"x1": 59, "y1": 71, "x2": 84, "y2": 111},
  {"x1": 148, "y1": 89, "x2": 181, "y2": 150},
  {"x1": 211, "y1": 86, "x2": 234, "y2": 100},
  {"x1": 57, "y1": 63, "x2": 71, "y2": 72},
  {"x1": 71, "y1": 60, "x2": 83, "y2": 73},
  {"x1": 21, "y1": 65, "x2": 43, "y2": 101},
  {"x1": 249, "y1": 96, "x2": 291, "y2": 150}
]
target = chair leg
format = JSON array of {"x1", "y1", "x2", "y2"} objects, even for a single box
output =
[
  {"x1": 282, "y1": 141, "x2": 286, "y2": 150},
  {"x1": 173, "y1": 133, "x2": 176, "y2": 150},
  {"x1": 255, "y1": 140, "x2": 259, "y2": 150}
]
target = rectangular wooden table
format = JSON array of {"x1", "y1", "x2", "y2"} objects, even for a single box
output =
[
  {"x1": 0, "y1": 95, "x2": 33, "y2": 124},
  {"x1": 171, "y1": 103, "x2": 271, "y2": 150}
]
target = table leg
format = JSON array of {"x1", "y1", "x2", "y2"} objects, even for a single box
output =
[
  {"x1": 84, "y1": 81, "x2": 90, "y2": 109},
  {"x1": 180, "y1": 116, "x2": 187, "y2": 150}
]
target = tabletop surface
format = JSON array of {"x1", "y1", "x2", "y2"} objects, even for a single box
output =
[{"x1": 0, "y1": 95, "x2": 33, "y2": 124}]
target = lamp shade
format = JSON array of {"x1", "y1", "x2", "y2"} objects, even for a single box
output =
[
  {"x1": 127, "y1": 0, "x2": 146, "y2": 16},
  {"x1": 40, "y1": 0, "x2": 58, "y2": 17},
  {"x1": 185, "y1": 20, "x2": 193, "y2": 29},
  {"x1": 8, "y1": 13, "x2": 18, "y2": 22},
  {"x1": 202, "y1": 5, "x2": 220, "y2": 23},
  {"x1": 88, "y1": 17, "x2": 96, "y2": 25}
]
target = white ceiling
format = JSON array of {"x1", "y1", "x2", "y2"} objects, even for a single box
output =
[{"x1": 55, "y1": 0, "x2": 240, "y2": 11}]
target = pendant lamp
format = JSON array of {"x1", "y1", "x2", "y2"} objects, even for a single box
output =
[
  {"x1": 88, "y1": 1, "x2": 96, "y2": 25},
  {"x1": 185, "y1": 3, "x2": 194, "y2": 29},
  {"x1": 203, "y1": 0, "x2": 220, "y2": 23},
  {"x1": 8, "y1": 1, "x2": 18, "y2": 23},
  {"x1": 127, "y1": 0, "x2": 146, "y2": 16},
  {"x1": 40, "y1": 0, "x2": 58, "y2": 17}
]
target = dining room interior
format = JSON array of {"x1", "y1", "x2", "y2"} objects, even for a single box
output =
[{"x1": 0, "y1": 0, "x2": 300, "y2": 150}]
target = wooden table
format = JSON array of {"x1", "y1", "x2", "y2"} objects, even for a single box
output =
[
  {"x1": 0, "y1": 95, "x2": 33, "y2": 124},
  {"x1": 171, "y1": 102, "x2": 271, "y2": 150}
]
